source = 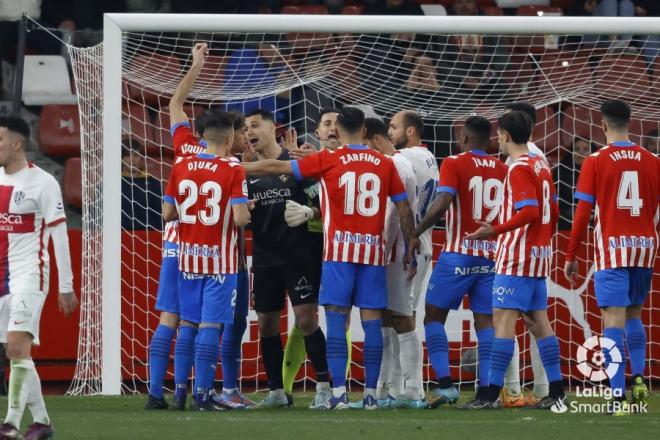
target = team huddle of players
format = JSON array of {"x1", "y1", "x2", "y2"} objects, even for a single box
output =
[{"x1": 146, "y1": 43, "x2": 660, "y2": 415}]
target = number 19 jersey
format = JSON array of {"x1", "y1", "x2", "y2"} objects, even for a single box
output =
[
  {"x1": 574, "y1": 143, "x2": 660, "y2": 270},
  {"x1": 291, "y1": 145, "x2": 407, "y2": 266},
  {"x1": 164, "y1": 153, "x2": 248, "y2": 275},
  {"x1": 438, "y1": 150, "x2": 507, "y2": 260}
]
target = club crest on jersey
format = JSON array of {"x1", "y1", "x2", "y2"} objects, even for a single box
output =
[
  {"x1": 13, "y1": 191, "x2": 25, "y2": 205},
  {"x1": 279, "y1": 175, "x2": 289, "y2": 183}
]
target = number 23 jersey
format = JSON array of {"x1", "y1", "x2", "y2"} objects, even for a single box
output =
[{"x1": 291, "y1": 145, "x2": 407, "y2": 266}]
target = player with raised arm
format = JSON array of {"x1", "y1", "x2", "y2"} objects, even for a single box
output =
[
  {"x1": 363, "y1": 118, "x2": 421, "y2": 408},
  {"x1": 564, "y1": 99, "x2": 659, "y2": 415},
  {"x1": 408, "y1": 116, "x2": 507, "y2": 409},
  {"x1": 0, "y1": 115, "x2": 78, "y2": 440},
  {"x1": 462, "y1": 111, "x2": 566, "y2": 410},
  {"x1": 243, "y1": 109, "x2": 330, "y2": 409},
  {"x1": 163, "y1": 111, "x2": 250, "y2": 412},
  {"x1": 501, "y1": 102, "x2": 550, "y2": 407},
  {"x1": 388, "y1": 110, "x2": 439, "y2": 406},
  {"x1": 242, "y1": 107, "x2": 417, "y2": 410}
]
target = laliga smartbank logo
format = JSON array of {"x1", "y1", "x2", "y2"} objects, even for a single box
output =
[{"x1": 550, "y1": 336, "x2": 647, "y2": 414}]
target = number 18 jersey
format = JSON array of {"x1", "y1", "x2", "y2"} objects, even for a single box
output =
[
  {"x1": 574, "y1": 143, "x2": 660, "y2": 270},
  {"x1": 438, "y1": 150, "x2": 507, "y2": 260},
  {"x1": 291, "y1": 145, "x2": 407, "y2": 266}
]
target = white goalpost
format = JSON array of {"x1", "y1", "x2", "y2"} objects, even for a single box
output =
[{"x1": 68, "y1": 13, "x2": 660, "y2": 396}]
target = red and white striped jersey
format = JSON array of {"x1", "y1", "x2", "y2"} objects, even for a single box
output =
[
  {"x1": 495, "y1": 154, "x2": 558, "y2": 277},
  {"x1": 164, "y1": 153, "x2": 248, "y2": 275},
  {"x1": 438, "y1": 150, "x2": 507, "y2": 259},
  {"x1": 574, "y1": 142, "x2": 660, "y2": 270},
  {"x1": 162, "y1": 122, "x2": 208, "y2": 245},
  {"x1": 292, "y1": 145, "x2": 407, "y2": 266},
  {"x1": 0, "y1": 164, "x2": 70, "y2": 294}
]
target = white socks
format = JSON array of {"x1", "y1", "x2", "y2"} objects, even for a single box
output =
[
  {"x1": 5, "y1": 359, "x2": 49, "y2": 428},
  {"x1": 376, "y1": 327, "x2": 402, "y2": 399},
  {"x1": 398, "y1": 330, "x2": 423, "y2": 401},
  {"x1": 503, "y1": 335, "x2": 549, "y2": 397}
]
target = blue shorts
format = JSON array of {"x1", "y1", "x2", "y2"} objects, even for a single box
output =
[
  {"x1": 319, "y1": 262, "x2": 387, "y2": 309},
  {"x1": 594, "y1": 267, "x2": 653, "y2": 308},
  {"x1": 154, "y1": 241, "x2": 180, "y2": 314},
  {"x1": 178, "y1": 272, "x2": 237, "y2": 325},
  {"x1": 235, "y1": 269, "x2": 249, "y2": 318},
  {"x1": 426, "y1": 252, "x2": 494, "y2": 315},
  {"x1": 492, "y1": 274, "x2": 547, "y2": 312}
]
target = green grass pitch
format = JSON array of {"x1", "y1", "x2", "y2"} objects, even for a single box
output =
[{"x1": 8, "y1": 392, "x2": 660, "y2": 439}]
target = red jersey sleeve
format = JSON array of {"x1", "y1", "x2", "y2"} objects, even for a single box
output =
[
  {"x1": 509, "y1": 165, "x2": 539, "y2": 210},
  {"x1": 438, "y1": 157, "x2": 459, "y2": 196},
  {"x1": 230, "y1": 164, "x2": 248, "y2": 205},
  {"x1": 172, "y1": 122, "x2": 206, "y2": 157},
  {"x1": 574, "y1": 155, "x2": 596, "y2": 204},
  {"x1": 388, "y1": 160, "x2": 407, "y2": 202},
  {"x1": 291, "y1": 149, "x2": 332, "y2": 181}
]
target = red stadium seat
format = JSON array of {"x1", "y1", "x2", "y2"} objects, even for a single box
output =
[
  {"x1": 501, "y1": 54, "x2": 537, "y2": 97},
  {"x1": 342, "y1": 6, "x2": 364, "y2": 14},
  {"x1": 122, "y1": 102, "x2": 155, "y2": 154},
  {"x1": 551, "y1": 0, "x2": 574, "y2": 9},
  {"x1": 198, "y1": 55, "x2": 227, "y2": 96},
  {"x1": 482, "y1": 6, "x2": 503, "y2": 15},
  {"x1": 63, "y1": 157, "x2": 82, "y2": 209},
  {"x1": 594, "y1": 54, "x2": 652, "y2": 102},
  {"x1": 629, "y1": 118, "x2": 660, "y2": 146},
  {"x1": 560, "y1": 104, "x2": 607, "y2": 149},
  {"x1": 154, "y1": 105, "x2": 206, "y2": 155},
  {"x1": 39, "y1": 105, "x2": 80, "y2": 156},
  {"x1": 281, "y1": 5, "x2": 328, "y2": 14},
  {"x1": 534, "y1": 51, "x2": 593, "y2": 95},
  {"x1": 532, "y1": 106, "x2": 560, "y2": 154},
  {"x1": 126, "y1": 53, "x2": 182, "y2": 106},
  {"x1": 146, "y1": 155, "x2": 173, "y2": 182},
  {"x1": 517, "y1": 6, "x2": 563, "y2": 16}
]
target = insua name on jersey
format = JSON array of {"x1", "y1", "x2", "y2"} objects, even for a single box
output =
[
  {"x1": 187, "y1": 161, "x2": 219, "y2": 172},
  {"x1": 609, "y1": 150, "x2": 642, "y2": 162},
  {"x1": 339, "y1": 152, "x2": 381, "y2": 166}
]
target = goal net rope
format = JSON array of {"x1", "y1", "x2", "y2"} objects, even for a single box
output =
[{"x1": 66, "y1": 23, "x2": 660, "y2": 395}]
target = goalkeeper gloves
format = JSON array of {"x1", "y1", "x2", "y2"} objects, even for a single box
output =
[{"x1": 284, "y1": 200, "x2": 314, "y2": 227}]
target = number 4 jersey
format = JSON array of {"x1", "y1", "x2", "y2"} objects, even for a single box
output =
[
  {"x1": 438, "y1": 150, "x2": 507, "y2": 259},
  {"x1": 291, "y1": 145, "x2": 407, "y2": 266},
  {"x1": 164, "y1": 153, "x2": 248, "y2": 274},
  {"x1": 572, "y1": 142, "x2": 660, "y2": 270}
]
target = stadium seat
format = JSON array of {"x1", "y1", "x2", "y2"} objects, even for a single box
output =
[
  {"x1": 342, "y1": 6, "x2": 364, "y2": 14},
  {"x1": 516, "y1": 6, "x2": 563, "y2": 16},
  {"x1": 560, "y1": 104, "x2": 607, "y2": 149},
  {"x1": 594, "y1": 54, "x2": 652, "y2": 102},
  {"x1": 146, "y1": 155, "x2": 173, "y2": 182},
  {"x1": 500, "y1": 54, "x2": 536, "y2": 97},
  {"x1": 482, "y1": 6, "x2": 503, "y2": 15},
  {"x1": 38, "y1": 105, "x2": 81, "y2": 156},
  {"x1": 550, "y1": 0, "x2": 573, "y2": 8},
  {"x1": 126, "y1": 53, "x2": 182, "y2": 106},
  {"x1": 123, "y1": 102, "x2": 156, "y2": 154},
  {"x1": 629, "y1": 118, "x2": 659, "y2": 146},
  {"x1": 532, "y1": 106, "x2": 560, "y2": 154},
  {"x1": 281, "y1": 5, "x2": 328, "y2": 14},
  {"x1": 477, "y1": 0, "x2": 496, "y2": 5},
  {"x1": 63, "y1": 157, "x2": 82, "y2": 210},
  {"x1": 154, "y1": 105, "x2": 205, "y2": 155},
  {"x1": 198, "y1": 55, "x2": 228, "y2": 95},
  {"x1": 533, "y1": 51, "x2": 593, "y2": 96}
]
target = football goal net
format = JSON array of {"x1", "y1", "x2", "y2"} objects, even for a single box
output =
[{"x1": 66, "y1": 13, "x2": 660, "y2": 395}]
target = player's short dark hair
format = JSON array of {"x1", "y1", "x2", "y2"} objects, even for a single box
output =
[
  {"x1": 336, "y1": 107, "x2": 365, "y2": 134},
  {"x1": 317, "y1": 107, "x2": 340, "y2": 127},
  {"x1": 245, "y1": 108, "x2": 275, "y2": 123},
  {"x1": 504, "y1": 102, "x2": 537, "y2": 125},
  {"x1": 498, "y1": 111, "x2": 532, "y2": 144},
  {"x1": 364, "y1": 118, "x2": 388, "y2": 140},
  {"x1": 463, "y1": 116, "x2": 492, "y2": 146},
  {"x1": 202, "y1": 111, "x2": 235, "y2": 138},
  {"x1": 401, "y1": 110, "x2": 424, "y2": 137},
  {"x1": 230, "y1": 111, "x2": 245, "y2": 130},
  {"x1": 600, "y1": 99, "x2": 631, "y2": 130},
  {"x1": 0, "y1": 114, "x2": 30, "y2": 139}
]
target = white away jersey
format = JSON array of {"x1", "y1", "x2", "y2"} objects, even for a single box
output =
[
  {"x1": 399, "y1": 146, "x2": 439, "y2": 255},
  {"x1": 0, "y1": 164, "x2": 67, "y2": 294},
  {"x1": 384, "y1": 152, "x2": 417, "y2": 262}
]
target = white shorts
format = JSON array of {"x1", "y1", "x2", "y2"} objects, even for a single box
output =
[
  {"x1": 0, "y1": 291, "x2": 46, "y2": 345},
  {"x1": 386, "y1": 261, "x2": 415, "y2": 316},
  {"x1": 412, "y1": 254, "x2": 433, "y2": 312}
]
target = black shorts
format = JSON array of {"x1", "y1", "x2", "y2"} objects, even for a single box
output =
[{"x1": 252, "y1": 261, "x2": 321, "y2": 313}]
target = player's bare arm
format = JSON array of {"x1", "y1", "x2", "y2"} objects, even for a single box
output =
[
  {"x1": 241, "y1": 159, "x2": 293, "y2": 176},
  {"x1": 169, "y1": 42, "x2": 208, "y2": 125},
  {"x1": 465, "y1": 205, "x2": 540, "y2": 241},
  {"x1": 232, "y1": 203, "x2": 251, "y2": 228},
  {"x1": 50, "y1": 221, "x2": 78, "y2": 316},
  {"x1": 162, "y1": 201, "x2": 178, "y2": 222},
  {"x1": 395, "y1": 199, "x2": 417, "y2": 269},
  {"x1": 564, "y1": 198, "x2": 594, "y2": 285}
]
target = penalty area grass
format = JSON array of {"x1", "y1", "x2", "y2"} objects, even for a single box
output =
[{"x1": 6, "y1": 392, "x2": 659, "y2": 439}]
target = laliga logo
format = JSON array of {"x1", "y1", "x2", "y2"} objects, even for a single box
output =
[{"x1": 576, "y1": 336, "x2": 622, "y2": 382}]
